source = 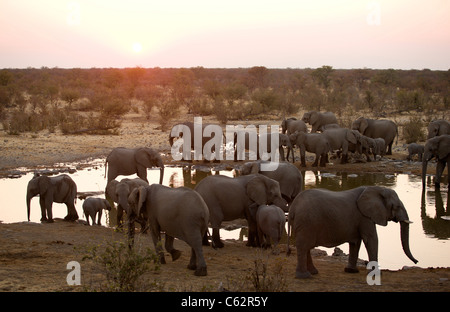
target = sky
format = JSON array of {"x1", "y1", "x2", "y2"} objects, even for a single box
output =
[{"x1": 0, "y1": 0, "x2": 449, "y2": 69}]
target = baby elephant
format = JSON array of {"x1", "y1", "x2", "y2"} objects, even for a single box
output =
[
  {"x1": 82, "y1": 197, "x2": 112, "y2": 226},
  {"x1": 254, "y1": 204, "x2": 286, "y2": 255},
  {"x1": 407, "y1": 143, "x2": 424, "y2": 161}
]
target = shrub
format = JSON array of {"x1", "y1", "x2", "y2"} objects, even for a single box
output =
[
  {"x1": 81, "y1": 239, "x2": 162, "y2": 292},
  {"x1": 403, "y1": 116, "x2": 426, "y2": 143}
]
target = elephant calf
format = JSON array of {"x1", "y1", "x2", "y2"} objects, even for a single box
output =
[
  {"x1": 82, "y1": 197, "x2": 112, "y2": 226},
  {"x1": 287, "y1": 186, "x2": 418, "y2": 279},
  {"x1": 253, "y1": 204, "x2": 286, "y2": 255},
  {"x1": 407, "y1": 143, "x2": 424, "y2": 162}
]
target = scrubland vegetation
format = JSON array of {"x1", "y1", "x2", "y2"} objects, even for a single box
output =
[{"x1": 0, "y1": 66, "x2": 448, "y2": 142}]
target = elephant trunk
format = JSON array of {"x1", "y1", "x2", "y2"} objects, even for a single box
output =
[
  {"x1": 26, "y1": 192, "x2": 33, "y2": 222},
  {"x1": 159, "y1": 165, "x2": 164, "y2": 184},
  {"x1": 422, "y1": 155, "x2": 430, "y2": 190},
  {"x1": 400, "y1": 221, "x2": 418, "y2": 264}
]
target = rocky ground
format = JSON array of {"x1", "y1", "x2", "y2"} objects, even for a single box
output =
[{"x1": 0, "y1": 112, "x2": 448, "y2": 292}]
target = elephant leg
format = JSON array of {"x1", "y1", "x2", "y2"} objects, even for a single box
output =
[
  {"x1": 341, "y1": 153, "x2": 348, "y2": 164},
  {"x1": 306, "y1": 249, "x2": 318, "y2": 275},
  {"x1": 312, "y1": 154, "x2": 319, "y2": 167},
  {"x1": 165, "y1": 234, "x2": 181, "y2": 261},
  {"x1": 435, "y1": 160, "x2": 446, "y2": 188},
  {"x1": 387, "y1": 142, "x2": 393, "y2": 155},
  {"x1": 191, "y1": 246, "x2": 208, "y2": 276},
  {"x1": 211, "y1": 227, "x2": 224, "y2": 248},
  {"x1": 116, "y1": 205, "x2": 124, "y2": 228},
  {"x1": 97, "y1": 210, "x2": 102, "y2": 225},
  {"x1": 136, "y1": 166, "x2": 149, "y2": 183},
  {"x1": 319, "y1": 153, "x2": 327, "y2": 167},
  {"x1": 150, "y1": 229, "x2": 166, "y2": 264},
  {"x1": 295, "y1": 248, "x2": 312, "y2": 279},
  {"x1": 65, "y1": 200, "x2": 79, "y2": 221},
  {"x1": 345, "y1": 240, "x2": 362, "y2": 273},
  {"x1": 39, "y1": 197, "x2": 48, "y2": 222}
]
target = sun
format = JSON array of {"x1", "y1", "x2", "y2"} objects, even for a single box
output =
[{"x1": 132, "y1": 42, "x2": 142, "y2": 53}]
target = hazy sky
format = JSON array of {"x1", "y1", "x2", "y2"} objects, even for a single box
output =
[{"x1": 1, "y1": 0, "x2": 449, "y2": 69}]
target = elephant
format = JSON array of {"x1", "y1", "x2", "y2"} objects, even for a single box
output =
[
  {"x1": 234, "y1": 131, "x2": 293, "y2": 162},
  {"x1": 128, "y1": 184, "x2": 209, "y2": 276},
  {"x1": 422, "y1": 135, "x2": 450, "y2": 190},
  {"x1": 82, "y1": 197, "x2": 112, "y2": 226},
  {"x1": 351, "y1": 117, "x2": 398, "y2": 155},
  {"x1": 281, "y1": 117, "x2": 308, "y2": 136},
  {"x1": 427, "y1": 119, "x2": 450, "y2": 139},
  {"x1": 169, "y1": 121, "x2": 223, "y2": 162},
  {"x1": 105, "y1": 147, "x2": 164, "y2": 184},
  {"x1": 322, "y1": 128, "x2": 360, "y2": 164},
  {"x1": 407, "y1": 143, "x2": 424, "y2": 162},
  {"x1": 289, "y1": 131, "x2": 330, "y2": 167},
  {"x1": 302, "y1": 111, "x2": 338, "y2": 133},
  {"x1": 319, "y1": 123, "x2": 341, "y2": 132},
  {"x1": 26, "y1": 173, "x2": 78, "y2": 223},
  {"x1": 287, "y1": 186, "x2": 418, "y2": 279},
  {"x1": 105, "y1": 177, "x2": 149, "y2": 227},
  {"x1": 240, "y1": 160, "x2": 303, "y2": 204},
  {"x1": 194, "y1": 173, "x2": 288, "y2": 248},
  {"x1": 373, "y1": 138, "x2": 386, "y2": 160},
  {"x1": 250, "y1": 204, "x2": 286, "y2": 255}
]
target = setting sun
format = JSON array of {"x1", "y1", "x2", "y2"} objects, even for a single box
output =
[{"x1": 132, "y1": 42, "x2": 142, "y2": 53}]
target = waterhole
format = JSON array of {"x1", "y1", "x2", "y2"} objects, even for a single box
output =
[{"x1": 1, "y1": 158, "x2": 448, "y2": 270}]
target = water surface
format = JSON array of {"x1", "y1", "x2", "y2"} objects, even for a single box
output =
[{"x1": 1, "y1": 159, "x2": 448, "y2": 270}]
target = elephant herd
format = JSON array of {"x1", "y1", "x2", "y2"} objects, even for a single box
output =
[{"x1": 24, "y1": 114, "x2": 449, "y2": 279}]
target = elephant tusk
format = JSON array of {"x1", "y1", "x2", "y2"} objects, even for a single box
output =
[{"x1": 402, "y1": 220, "x2": 413, "y2": 224}]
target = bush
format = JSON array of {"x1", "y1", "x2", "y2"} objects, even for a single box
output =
[
  {"x1": 403, "y1": 116, "x2": 426, "y2": 143},
  {"x1": 81, "y1": 239, "x2": 162, "y2": 292}
]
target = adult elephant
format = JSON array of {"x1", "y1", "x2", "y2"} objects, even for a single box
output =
[
  {"x1": 289, "y1": 131, "x2": 330, "y2": 167},
  {"x1": 351, "y1": 117, "x2": 398, "y2": 155},
  {"x1": 128, "y1": 184, "x2": 209, "y2": 276},
  {"x1": 421, "y1": 135, "x2": 450, "y2": 190},
  {"x1": 105, "y1": 147, "x2": 164, "y2": 184},
  {"x1": 235, "y1": 131, "x2": 293, "y2": 162},
  {"x1": 281, "y1": 117, "x2": 308, "y2": 136},
  {"x1": 240, "y1": 160, "x2": 303, "y2": 204},
  {"x1": 169, "y1": 121, "x2": 223, "y2": 161},
  {"x1": 194, "y1": 174, "x2": 288, "y2": 248},
  {"x1": 26, "y1": 174, "x2": 78, "y2": 223},
  {"x1": 427, "y1": 120, "x2": 450, "y2": 139},
  {"x1": 322, "y1": 128, "x2": 360, "y2": 164},
  {"x1": 105, "y1": 177, "x2": 149, "y2": 227},
  {"x1": 287, "y1": 186, "x2": 418, "y2": 279},
  {"x1": 302, "y1": 111, "x2": 338, "y2": 133}
]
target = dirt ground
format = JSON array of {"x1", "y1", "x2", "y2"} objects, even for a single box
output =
[{"x1": 0, "y1": 111, "x2": 449, "y2": 292}]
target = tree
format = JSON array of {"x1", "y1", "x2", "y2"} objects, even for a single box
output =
[{"x1": 312, "y1": 65, "x2": 334, "y2": 90}]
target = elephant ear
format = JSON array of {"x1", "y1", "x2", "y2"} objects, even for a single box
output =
[
  {"x1": 437, "y1": 136, "x2": 450, "y2": 160},
  {"x1": 310, "y1": 111, "x2": 319, "y2": 125},
  {"x1": 356, "y1": 186, "x2": 390, "y2": 226},
  {"x1": 249, "y1": 162, "x2": 260, "y2": 174},
  {"x1": 38, "y1": 176, "x2": 51, "y2": 195},
  {"x1": 128, "y1": 186, "x2": 147, "y2": 217},
  {"x1": 346, "y1": 129, "x2": 358, "y2": 144},
  {"x1": 135, "y1": 148, "x2": 159, "y2": 167},
  {"x1": 359, "y1": 117, "x2": 369, "y2": 134},
  {"x1": 246, "y1": 175, "x2": 268, "y2": 206}
]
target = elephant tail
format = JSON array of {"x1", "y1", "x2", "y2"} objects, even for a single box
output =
[{"x1": 104, "y1": 159, "x2": 108, "y2": 180}]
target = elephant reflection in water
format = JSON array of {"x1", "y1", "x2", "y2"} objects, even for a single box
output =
[{"x1": 421, "y1": 189, "x2": 450, "y2": 240}]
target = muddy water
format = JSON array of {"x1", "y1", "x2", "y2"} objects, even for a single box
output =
[{"x1": 0, "y1": 159, "x2": 449, "y2": 270}]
